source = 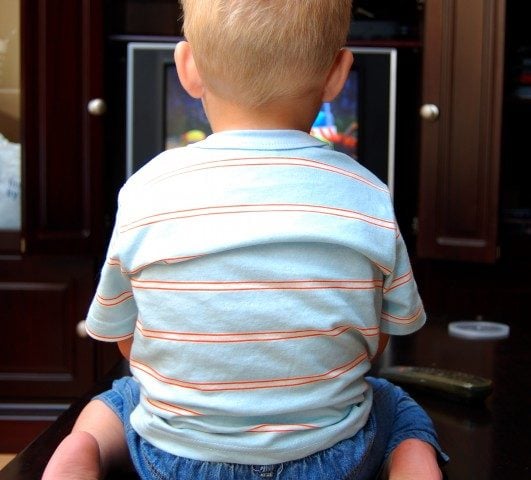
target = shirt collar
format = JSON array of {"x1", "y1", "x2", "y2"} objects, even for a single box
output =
[{"x1": 192, "y1": 130, "x2": 329, "y2": 151}]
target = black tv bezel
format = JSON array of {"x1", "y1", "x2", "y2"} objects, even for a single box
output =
[{"x1": 126, "y1": 41, "x2": 397, "y2": 192}]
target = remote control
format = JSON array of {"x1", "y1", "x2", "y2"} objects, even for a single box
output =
[{"x1": 378, "y1": 365, "x2": 493, "y2": 402}]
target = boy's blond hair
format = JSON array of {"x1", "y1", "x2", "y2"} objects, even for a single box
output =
[{"x1": 180, "y1": 0, "x2": 352, "y2": 107}]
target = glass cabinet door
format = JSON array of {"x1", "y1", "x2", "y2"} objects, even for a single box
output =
[{"x1": 0, "y1": 0, "x2": 21, "y2": 238}]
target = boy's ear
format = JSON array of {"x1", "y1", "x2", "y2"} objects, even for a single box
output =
[
  {"x1": 174, "y1": 41, "x2": 204, "y2": 99},
  {"x1": 322, "y1": 49, "x2": 354, "y2": 103}
]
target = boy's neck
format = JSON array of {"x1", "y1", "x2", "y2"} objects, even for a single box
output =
[{"x1": 203, "y1": 91, "x2": 322, "y2": 133}]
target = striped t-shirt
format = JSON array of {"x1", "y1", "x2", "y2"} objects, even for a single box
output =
[{"x1": 86, "y1": 129, "x2": 425, "y2": 464}]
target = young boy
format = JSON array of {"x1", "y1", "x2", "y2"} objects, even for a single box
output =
[{"x1": 44, "y1": 1, "x2": 447, "y2": 478}]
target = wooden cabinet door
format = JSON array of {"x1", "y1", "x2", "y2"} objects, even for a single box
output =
[
  {"x1": 417, "y1": 0, "x2": 506, "y2": 262},
  {"x1": 21, "y1": 0, "x2": 105, "y2": 256},
  {"x1": 0, "y1": 256, "x2": 95, "y2": 400}
]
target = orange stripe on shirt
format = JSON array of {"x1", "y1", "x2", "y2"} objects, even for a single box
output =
[
  {"x1": 355, "y1": 326, "x2": 380, "y2": 337},
  {"x1": 248, "y1": 423, "x2": 317, "y2": 433},
  {"x1": 85, "y1": 324, "x2": 133, "y2": 342},
  {"x1": 136, "y1": 323, "x2": 353, "y2": 344},
  {"x1": 130, "y1": 278, "x2": 384, "y2": 292},
  {"x1": 381, "y1": 305, "x2": 424, "y2": 325},
  {"x1": 107, "y1": 255, "x2": 204, "y2": 276},
  {"x1": 120, "y1": 204, "x2": 396, "y2": 233},
  {"x1": 107, "y1": 257, "x2": 121, "y2": 267},
  {"x1": 145, "y1": 398, "x2": 203, "y2": 416},
  {"x1": 145, "y1": 157, "x2": 388, "y2": 193},
  {"x1": 373, "y1": 260, "x2": 392, "y2": 276},
  {"x1": 130, "y1": 354, "x2": 367, "y2": 392},
  {"x1": 136, "y1": 322, "x2": 379, "y2": 343},
  {"x1": 96, "y1": 291, "x2": 133, "y2": 306},
  {"x1": 384, "y1": 270, "x2": 413, "y2": 293}
]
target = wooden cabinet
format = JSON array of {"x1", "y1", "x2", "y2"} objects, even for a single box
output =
[
  {"x1": 417, "y1": 0, "x2": 506, "y2": 262},
  {"x1": 0, "y1": 0, "x2": 120, "y2": 450}
]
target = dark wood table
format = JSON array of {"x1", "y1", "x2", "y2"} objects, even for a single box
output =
[
  {"x1": 384, "y1": 316, "x2": 530, "y2": 480},
  {"x1": 1, "y1": 315, "x2": 529, "y2": 479}
]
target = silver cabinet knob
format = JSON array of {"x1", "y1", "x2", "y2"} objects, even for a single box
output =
[
  {"x1": 87, "y1": 98, "x2": 107, "y2": 116},
  {"x1": 76, "y1": 320, "x2": 88, "y2": 338},
  {"x1": 420, "y1": 104, "x2": 440, "y2": 122}
]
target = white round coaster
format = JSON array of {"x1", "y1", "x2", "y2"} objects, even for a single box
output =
[{"x1": 448, "y1": 320, "x2": 510, "y2": 340}]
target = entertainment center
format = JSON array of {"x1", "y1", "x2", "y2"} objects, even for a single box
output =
[{"x1": 1, "y1": 2, "x2": 530, "y2": 473}]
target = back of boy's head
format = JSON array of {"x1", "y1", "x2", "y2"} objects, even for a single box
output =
[{"x1": 180, "y1": 0, "x2": 352, "y2": 108}]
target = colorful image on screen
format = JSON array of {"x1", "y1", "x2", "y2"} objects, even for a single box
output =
[
  {"x1": 165, "y1": 64, "x2": 212, "y2": 149},
  {"x1": 164, "y1": 65, "x2": 359, "y2": 158},
  {"x1": 310, "y1": 71, "x2": 359, "y2": 159}
]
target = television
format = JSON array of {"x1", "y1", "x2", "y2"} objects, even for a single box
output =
[{"x1": 126, "y1": 41, "x2": 397, "y2": 192}]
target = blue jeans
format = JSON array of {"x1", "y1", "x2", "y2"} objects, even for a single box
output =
[{"x1": 95, "y1": 376, "x2": 448, "y2": 479}]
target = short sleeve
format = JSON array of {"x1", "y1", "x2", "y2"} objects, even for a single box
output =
[
  {"x1": 85, "y1": 207, "x2": 138, "y2": 342},
  {"x1": 380, "y1": 230, "x2": 426, "y2": 335}
]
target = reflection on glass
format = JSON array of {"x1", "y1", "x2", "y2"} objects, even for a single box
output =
[{"x1": 0, "y1": 0, "x2": 21, "y2": 230}]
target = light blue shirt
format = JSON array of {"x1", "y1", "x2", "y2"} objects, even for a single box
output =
[{"x1": 86, "y1": 130, "x2": 425, "y2": 464}]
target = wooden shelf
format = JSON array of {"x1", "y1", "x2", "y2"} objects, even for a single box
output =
[{"x1": 347, "y1": 39, "x2": 422, "y2": 49}]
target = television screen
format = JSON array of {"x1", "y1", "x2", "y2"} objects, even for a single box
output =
[
  {"x1": 127, "y1": 42, "x2": 396, "y2": 192},
  {"x1": 164, "y1": 64, "x2": 211, "y2": 149}
]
